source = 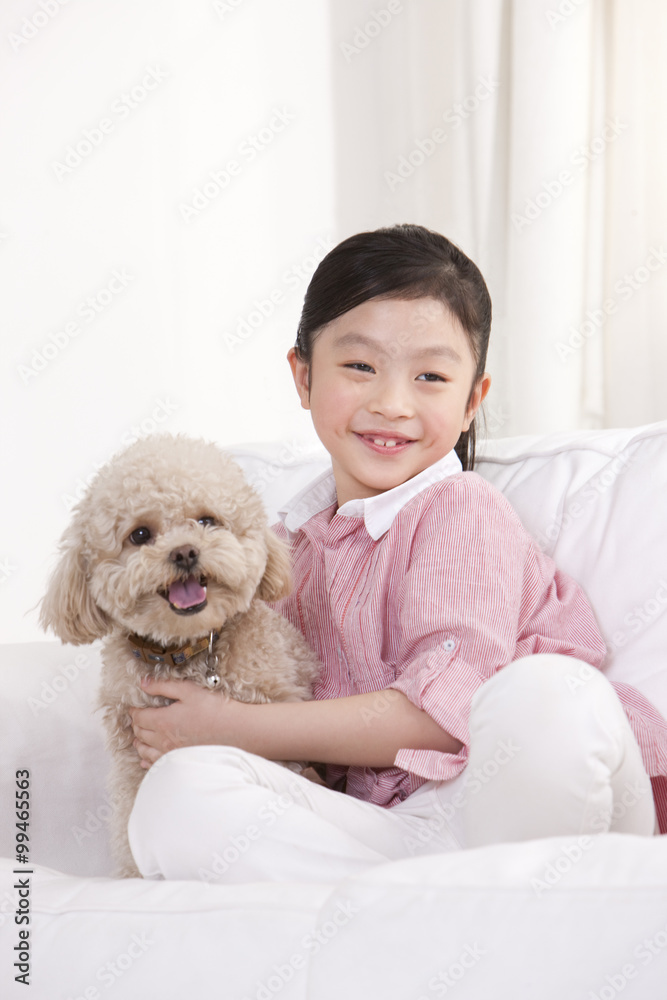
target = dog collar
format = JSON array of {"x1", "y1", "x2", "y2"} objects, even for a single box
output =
[{"x1": 126, "y1": 630, "x2": 220, "y2": 669}]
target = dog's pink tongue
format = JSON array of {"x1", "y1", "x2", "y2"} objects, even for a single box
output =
[{"x1": 168, "y1": 576, "x2": 206, "y2": 609}]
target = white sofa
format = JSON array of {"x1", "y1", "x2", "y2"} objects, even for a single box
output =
[{"x1": 1, "y1": 422, "x2": 666, "y2": 999}]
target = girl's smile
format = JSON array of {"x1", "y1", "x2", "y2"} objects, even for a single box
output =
[
  {"x1": 355, "y1": 431, "x2": 415, "y2": 453},
  {"x1": 289, "y1": 296, "x2": 491, "y2": 507}
]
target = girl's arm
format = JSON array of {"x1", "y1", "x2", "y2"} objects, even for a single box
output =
[{"x1": 130, "y1": 678, "x2": 462, "y2": 768}]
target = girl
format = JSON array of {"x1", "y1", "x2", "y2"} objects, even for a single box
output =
[{"x1": 129, "y1": 225, "x2": 663, "y2": 884}]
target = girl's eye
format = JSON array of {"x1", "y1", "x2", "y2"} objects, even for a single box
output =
[
  {"x1": 129, "y1": 526, "x2": 152, "y2": 545},
  {"x1": 417, "y1": 372, "x2": 446, "y2": 382},
  {"x1": 345, "y1": 362, "x2": 374, "y2": 373},
  {"x1": 197, "y1": 516, "x2": 217, "y2": 528}
]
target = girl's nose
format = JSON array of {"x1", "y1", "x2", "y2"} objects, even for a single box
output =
[{"x1": 367, "y1": 376, "x2": 414, "y2": 420}]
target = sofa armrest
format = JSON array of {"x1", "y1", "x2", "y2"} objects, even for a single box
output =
[{"x1": 0, "y1": 642, "x2": 113, "y2": 877}]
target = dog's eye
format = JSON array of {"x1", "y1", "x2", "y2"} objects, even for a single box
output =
[
  {"x1": 129, "y1": 526, "x2": 152, "y2": 545},
  {"x1": 197, "y1": 516, "x2": 217, "y2": 528}
]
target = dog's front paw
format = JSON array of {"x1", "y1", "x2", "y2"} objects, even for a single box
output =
[
  {"x1": 116, "y1": 860, "x2": 143, "y2": 879},
  {"x1": 300, "y1": 766, "x2": 328, "y2": 787},
  {"x1": 291, "y1": 763, "x2": 328, "y2": 787}
]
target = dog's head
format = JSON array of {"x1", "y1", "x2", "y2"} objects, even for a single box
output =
[{"x1": 40, "y1": 434, "x2": 293, "y2": 646}]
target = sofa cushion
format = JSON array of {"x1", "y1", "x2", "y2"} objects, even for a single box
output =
[
  {"x1": 475, "y1": 421, "x2": 667, "y2": 721},
  {"x1": 2, "y1": 834, "x2": 666, "y2": 1000}
]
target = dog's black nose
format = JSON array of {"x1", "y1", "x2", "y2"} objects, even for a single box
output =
[{"x1": 169, "y1": 545, "x2": 200, "y2": 572}]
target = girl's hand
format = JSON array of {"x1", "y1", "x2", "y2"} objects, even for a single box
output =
[
  {"x1": 129, "y1": 681, "x2": 461, "y2": 771},
  {"x1": 129, "y1": 677, "x2": 247, "y2": 768}
]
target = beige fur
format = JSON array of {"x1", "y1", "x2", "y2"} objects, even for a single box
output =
[{"x1": 40, "y1": 434, "x2": 321, "y2": 877}]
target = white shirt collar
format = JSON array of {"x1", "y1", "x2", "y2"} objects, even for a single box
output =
[{"x1": 278, "y1": 450, "x2": 463, "y2": 541}]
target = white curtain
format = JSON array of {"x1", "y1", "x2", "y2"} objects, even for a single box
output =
[{"x1": 330, "y1": 0, "x2": 667, "y2": 435}]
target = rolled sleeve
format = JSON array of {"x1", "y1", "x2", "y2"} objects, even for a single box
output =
[{"x1": 388, "y1": 641, "x2": 486, "y2": 778}]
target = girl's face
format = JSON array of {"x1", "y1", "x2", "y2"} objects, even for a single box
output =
[{"x1": 288, "y1": 297, "x2": 491, "y2": 507}]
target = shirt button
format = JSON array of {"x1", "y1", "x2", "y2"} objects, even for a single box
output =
[{"x1": 443, "y1": 639, "x2": 456, "y2": 652}]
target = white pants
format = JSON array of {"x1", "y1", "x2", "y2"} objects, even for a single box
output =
[{"x1": 128, "y1": 655, "x2": 657, "y2": 884}]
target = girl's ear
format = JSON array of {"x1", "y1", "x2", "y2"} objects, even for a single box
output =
[
  {"x1": 39, "y1": 521, "x2": 111, "y2": 645},
  {"x1": 257, "y1": 528, "x2": 293, "y2": 602},
  {"x1": 463, "y1": 372, "x2": 492, "y2": 431},
  {"x1": 287, "y1": 347, "x2": 311, "y2": 411}
]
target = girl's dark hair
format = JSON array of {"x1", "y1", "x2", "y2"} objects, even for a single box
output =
[{"x1": 294, "y1": 224, "x2": 491, "y2": 470}]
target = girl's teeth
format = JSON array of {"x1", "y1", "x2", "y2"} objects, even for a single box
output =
[{"x1": 373, "y1": 438, "x2": 398, "y2": 447}]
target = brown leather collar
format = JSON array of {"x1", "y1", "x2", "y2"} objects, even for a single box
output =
[{"x1": 126, "y1": 629, "x2": 220, "y2": 668}]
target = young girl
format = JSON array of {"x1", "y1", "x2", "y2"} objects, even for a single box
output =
[{"x1": 129, "y1": 224, "x2": 663, "y2": 884}]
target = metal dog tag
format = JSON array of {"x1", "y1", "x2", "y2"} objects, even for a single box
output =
[
  {"x1": 205, "y1": 667, "x2": 221, "y2": 688},
  {"x1": 204, "y1": 631, "x2": 220, "y2": 687}
]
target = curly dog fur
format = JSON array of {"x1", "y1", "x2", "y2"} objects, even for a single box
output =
[{"x1": 40, "y1": 434, "x2": 320, "y2": 877}]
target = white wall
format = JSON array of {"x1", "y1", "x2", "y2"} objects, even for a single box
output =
[{"x1": 2, "y1": 0, "x2": 334, "y2": 642}]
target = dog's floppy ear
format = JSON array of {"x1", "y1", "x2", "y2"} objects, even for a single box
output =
[
  {"x1": 257, "y1": 528, "x2": 293, "y2": 602},
  {"x1": 39, "y1": 520, "x2": 111, "y2": 645}
]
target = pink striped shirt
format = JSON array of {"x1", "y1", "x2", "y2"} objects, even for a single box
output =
[{"x1": 271, "y1": 452, "x2": 667, "y2": 833}]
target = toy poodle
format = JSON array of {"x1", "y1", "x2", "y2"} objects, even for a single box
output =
[{"x1": 40, "y1": 434, "x2": 321, "y2": 877}]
